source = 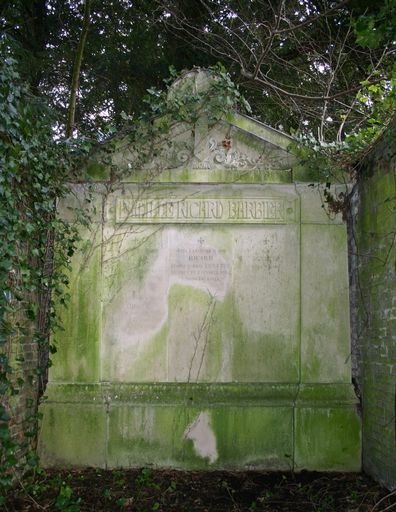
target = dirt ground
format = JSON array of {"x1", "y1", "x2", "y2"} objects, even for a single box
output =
[{"x1": 4, "y1": 468, "x2": 396, "y2": 512}]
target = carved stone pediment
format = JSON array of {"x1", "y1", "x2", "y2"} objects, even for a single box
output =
[{"x1": 109, "y1": 114, "x2": 296, "y2": 174}]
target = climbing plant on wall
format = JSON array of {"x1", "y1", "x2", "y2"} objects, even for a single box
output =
[{"x1": 0, "y1": 43, "x2": 86, "y2": 501}]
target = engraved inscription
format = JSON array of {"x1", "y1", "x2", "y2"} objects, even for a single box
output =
[
  {"x1": 170, "y1": 246, "x2": 229, "y2": 288},
  {"x1": 116, "y1": 197, "x2": 295, "y2": 224}
]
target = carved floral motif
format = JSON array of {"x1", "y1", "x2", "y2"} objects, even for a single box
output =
[
  {"x1": 140, "y1": 133, "x2": 286, "y2": 170},
  {"x1": 207, "y1": 137, "x2": 259, "y2": 169}
]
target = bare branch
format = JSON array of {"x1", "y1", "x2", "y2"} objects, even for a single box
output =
[{"x1": 158, "y1": 0, "x2": 394, "y2": 139}]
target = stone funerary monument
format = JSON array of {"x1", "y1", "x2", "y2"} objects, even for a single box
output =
[{"x1": 39, "y1": 70, "x2": 361, "y2": 470}]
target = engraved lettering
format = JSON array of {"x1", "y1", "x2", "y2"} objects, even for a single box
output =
[
  {"x1": 115, "y1": 197, "x2": 293, "y2": 224},
  {"x1": 178, "y1": 201, "x2": 189, "y2": 219},
  {"x1": 171, "y1": 246, "x2": 229, "y2": 289}
]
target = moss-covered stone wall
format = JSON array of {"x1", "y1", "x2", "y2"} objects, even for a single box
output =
[
  {"x1": 38, "y1": 112, "x2": 361, "y2": 471},
  {"x1": 354, "y1": 123, "x2": 396, "y2": 489}
]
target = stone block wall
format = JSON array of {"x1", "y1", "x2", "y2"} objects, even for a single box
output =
[{"x1": 354, "y1": 123, "x2": 396, "y2": 489}]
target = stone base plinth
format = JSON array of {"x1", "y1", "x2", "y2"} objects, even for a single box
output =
[{"x1": 39, "y1": 382, "x2": 361, "y2": 471}]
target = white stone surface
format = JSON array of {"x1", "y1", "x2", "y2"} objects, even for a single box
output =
[{"x1": 184, "y1": 411, "x2": 218, "y2": 464}]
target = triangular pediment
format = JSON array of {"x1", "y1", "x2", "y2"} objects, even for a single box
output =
[{"x1": 107, "y1": 112, "x2": 296, "y2": 175}]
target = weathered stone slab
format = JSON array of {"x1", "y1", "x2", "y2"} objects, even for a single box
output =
[
  {"x1": 301, "y1": 224, "x2": 351, "y2": 383},
  {"x1": 294, "y1": 406, "x2": 361, "y2": 471},
  {"x1": 38, "y1": 403, "x2": 106, "y2": 468},
  {"x1": 100, "y1": 184, "x2": 300, "y2": 383},
  {"x1": 50, "y1": 230, "x2": 102, "y2": 383}
]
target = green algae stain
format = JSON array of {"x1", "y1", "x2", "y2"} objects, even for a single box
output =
[
  {"x1": 111, "y1": 283, "x2": 217, "y2": 382},
  {"x1": 39, "y1": 404, "x2": 106, "y2": 467},
  {"x1": 163, "y1": 282, "x2": 300, "y2": 383},
  {"x1": 51, "y1": 240, "x2": 101, "y2": 383},
  {"x1": 178, "y1": 168, "x2": 191, "y2": 182},
  {"x1": 107, "y1": 406, "x2": 212, "y2": 469},
  {"x1": 209, "y1": 292, "x2": 298, "y2": 382},
  {"x1": 294, "y1": 407, "x2": 361, "y2": 471},
  {"x1": 211, "y1": 407, "x2": 293, "y2": 469},
  {"x1": 126, "y1": 322, "x2": 169, "y2": 382},
  {"x1": 359, "y1": 171, "x2": 395, "y2": 255}
]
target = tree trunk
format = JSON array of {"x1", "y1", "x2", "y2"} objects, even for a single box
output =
[{"x1": 66, "y1": 0, "x2": 92, "y2": 138}]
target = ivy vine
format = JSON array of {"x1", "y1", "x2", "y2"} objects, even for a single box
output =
[{"x1": 0, "y1": 44, "x2": 85, "y2": 501}]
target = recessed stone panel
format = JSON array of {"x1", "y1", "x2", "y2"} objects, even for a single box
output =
[
  {"x1": 101, "y1": 184, "x2": 300, "y2": 383},
  {"x1": 301, "y1": 224, "x2": 351, "y2": 383}
]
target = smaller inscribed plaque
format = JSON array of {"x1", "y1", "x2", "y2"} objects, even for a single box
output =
[{"x1": 116, "y1": 197, "x2": 296, "y2": 224}]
